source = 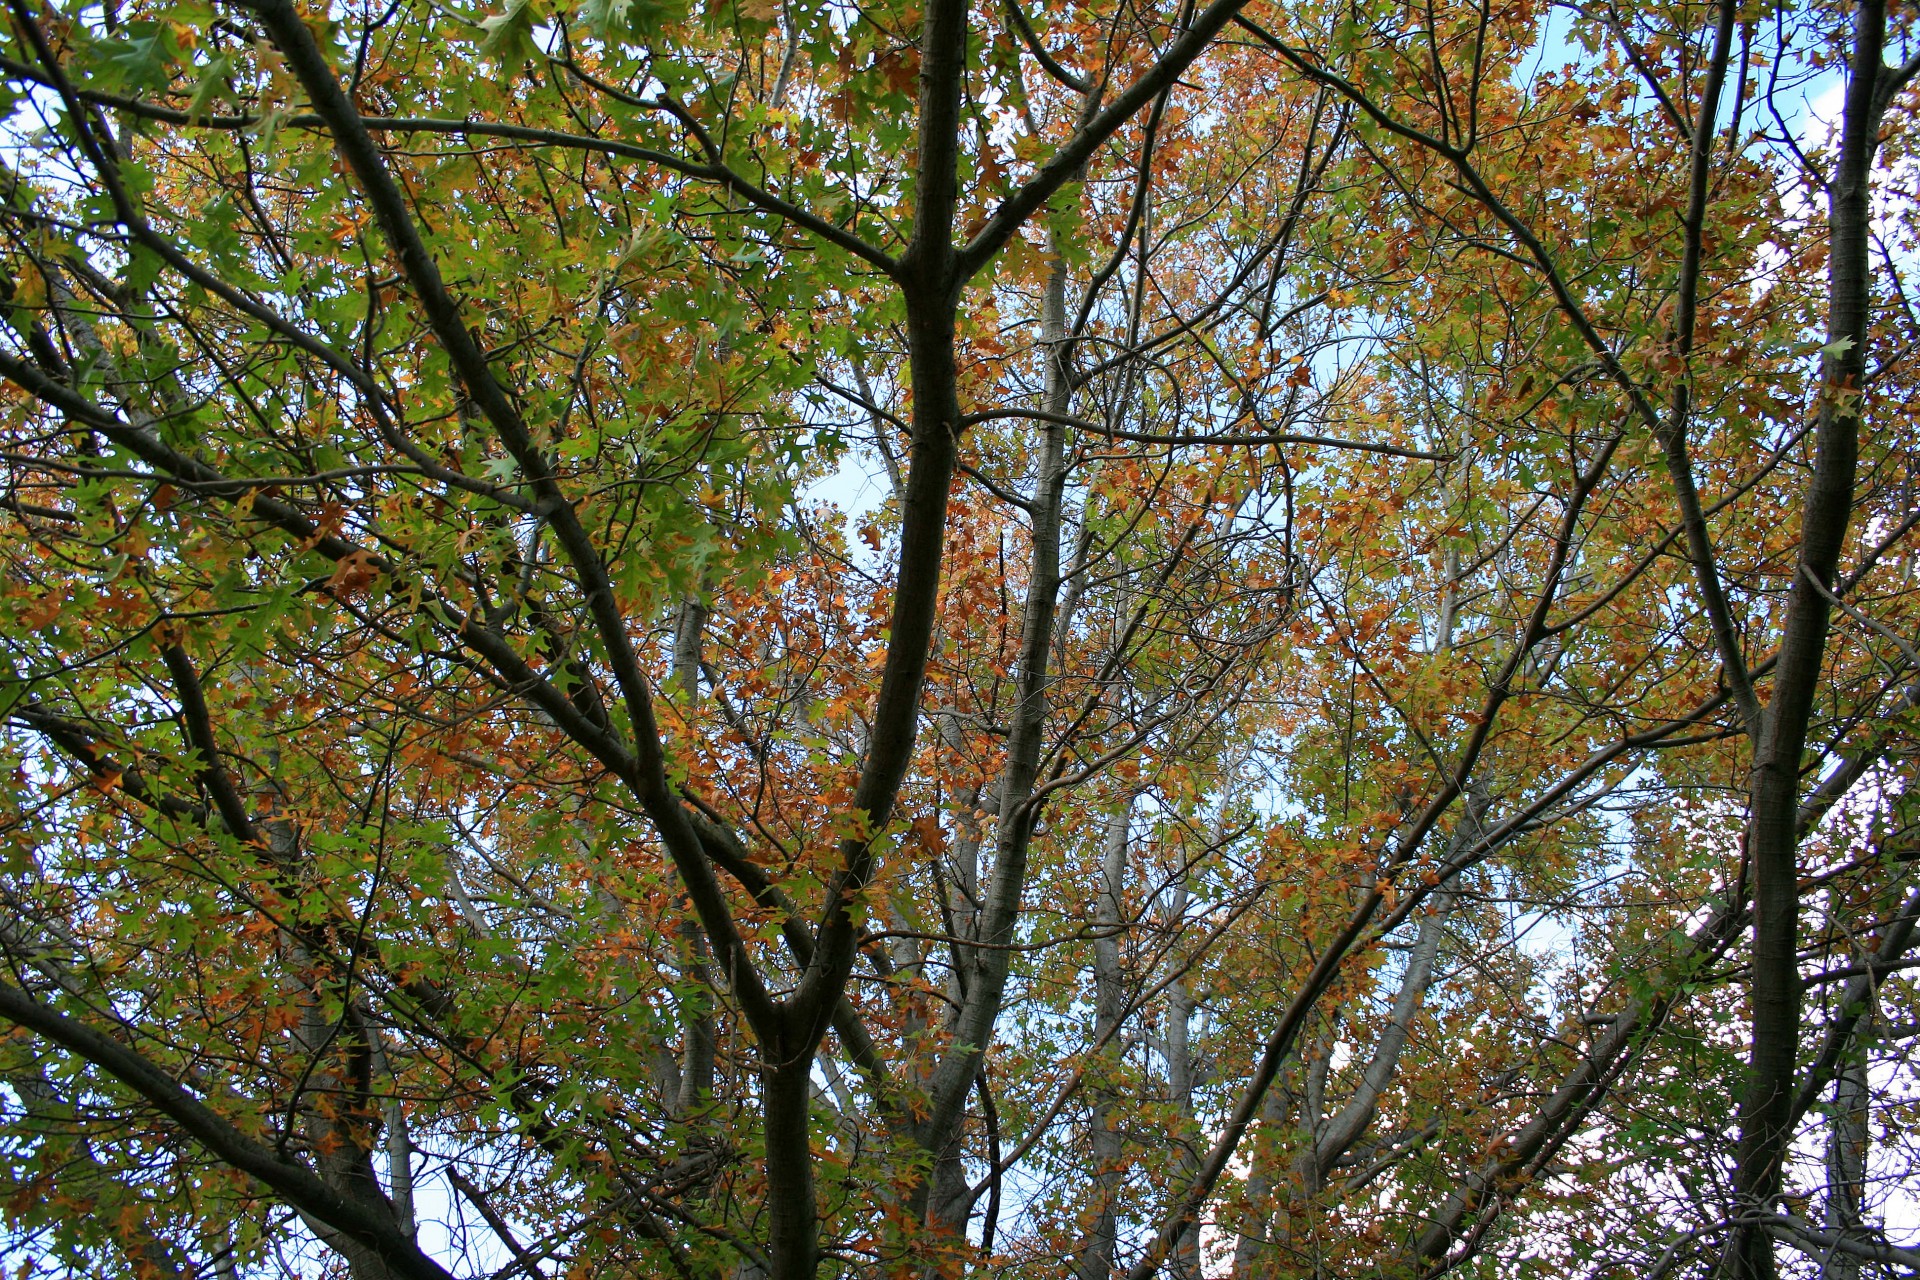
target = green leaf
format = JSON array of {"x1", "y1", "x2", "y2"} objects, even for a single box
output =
[
  {"x1": 479, "y1": 0, "x2": 538, "y2": 61},
  {"x1": 579, "y1": 0, "x2": 632, "y2": 38},
  {"x1": 184, "y1": 52, "x2": 233, "y2": 124}
]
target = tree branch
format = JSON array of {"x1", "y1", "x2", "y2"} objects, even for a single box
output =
[{"x1": 0, "y1": 981, "x2": 457, "y2": 1280}]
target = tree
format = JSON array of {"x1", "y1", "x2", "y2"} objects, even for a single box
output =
[{"x1": 0, "y1": 0, "x2": 1916, "y2": 1275}]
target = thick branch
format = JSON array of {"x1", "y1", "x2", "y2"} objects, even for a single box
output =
[{"x1": 0, "y1": 982, "x2": 457, "y2": 1280}]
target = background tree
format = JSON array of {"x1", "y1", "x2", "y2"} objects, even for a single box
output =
[{"x1": 0, "y1": 0, "x2": 1916, "y2": 1277}]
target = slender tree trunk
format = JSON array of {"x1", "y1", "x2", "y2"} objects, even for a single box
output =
[
  {"x1": 1727, "y1": 5, "x2": 1886, "y2": 1275},
  {"x1": 908, "y1": 242, "x2": 1072, "y2": 1224},
  {"x1": 1164, "y1": 887, "x2": 1203, "y2": 1280},
  {"x1": 1299, "y1": 790, "x2": 1485, "y2": 1197},
  {"x1": 1076, "y1": 801, "x2": 1133, "y2": 1280},
  {"x1": 293, "y1": 990, "x2": 402, "y2": 1280},
  {"x1": 1822, "y1": 1046, "x2": 1869, "y2": 1280},
  {"x1": 668, "y1": 598, "x2": 718, "y2": 1119},
  {"x1": 1233, "y1": 1025, "x2": 1324, "y2": 1278}
]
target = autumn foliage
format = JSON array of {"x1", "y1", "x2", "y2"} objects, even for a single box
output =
[{"x1": 0, "y1": 0, "x2": 1915, "y2": 1277}]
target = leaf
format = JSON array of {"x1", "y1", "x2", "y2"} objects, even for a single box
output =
[
  {"x1": 184, "y1": 53, "x2": 233, "y2": 124},
  {"x1": 103, "y1": 22, "x2": 180, "y2": 89},
  {"x1": 579, "y1": 0, "x2": 632, "y2": 38},
  {"x1": 479, "y1": 0, "x2": 538, "y2": 60}
]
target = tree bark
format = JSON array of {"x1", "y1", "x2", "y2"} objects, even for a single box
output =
[
  {"x1": 1727, "y1": 5, "x2": 1887, "y2": 1275},
  {"x1": 1076, "y1": 800, "x2": 1134, "y2": 1280},
  {"x1": 1821, "y1": 1048, "x2": 1868, "y2": 1280}
]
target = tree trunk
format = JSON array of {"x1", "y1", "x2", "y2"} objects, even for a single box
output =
[
  {"x1": 1821, "y1": 1047, "x2": 1869, "y2": 1280},
  {"x1": 1727, "y1": 5, "x2": 1886, "y2": 1275},
  {"x1": 1164, "y1": 889, "x2": 1203, "y2": 1280},
  {"x1": 1076, "y1": 800, "x2": 1133, "y2": 1280}
]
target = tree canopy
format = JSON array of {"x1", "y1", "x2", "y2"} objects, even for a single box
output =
[{"x1": 0, "y1": 0, "x2": 1916, "y2": 1276}]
